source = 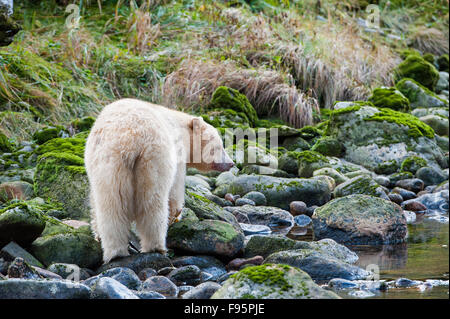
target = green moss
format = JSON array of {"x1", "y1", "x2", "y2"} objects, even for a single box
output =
[
  {"x1": 310, "y1": 136, "x2": 343, "y2": 157},
  {"x1": 209, "y1": 86, "x2": 258, "y2": 127},
  {"x1": 34, "y1": 137, "x2": 85, "y2": 157},
  {"x1": 0, "y1": 132, "x2": 12, "y2": 152},
  {"x1": 290, "y1": 150, "x2": 329, "y2": 164},
  {"x1": 70, "y1": 117, "x2": 95, "y2": 133},
  {"x1": 368, "y1": 87, "x2": 410, "y2": 112},
  {"x1": 375, "y1": 160, "x2": 399, "y2": 175},
  {"x1": 422, "y1": 53, "x2": 436, "y2": 65},
  {"x1": 396, "y1": 77, "x2": 448, "y2": 107},
  {"x1": 395, "y1": 55, "x2": 440, "y2": 91},
  {"x1": 365, "y1": 107, "x2": 435, "y2": 139},
  {"x1": 32, "y1": 126, "x2": 68, "y2": 145},
  {"x1": 437, "y1": 54, "x2": 449, "y2": 72},
  {"x1": 298, "y1": 125, "x2": 322, "y2": 140},
  {"x1": 399, "y1": 49, "x2": 421, "y2": 60},
  {"x1": 400, "y1": 156, "x2": 427, "y2": 174},
  {"x1": 232, "y1": 264, "x2": 293, "y2": 291}
]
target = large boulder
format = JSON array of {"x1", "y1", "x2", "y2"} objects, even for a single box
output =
[
  {"x1": 312, "y1": 194, "x2": 407, "y2": 245},
  {"x1": 368, "y1": 87, "x2": 410, "y2": 112},
  {"x1": 324, "y1": 105, "x2": 445, "y2": 171},
  {"x1": 394, "y1": 55, "x2": 440, "y2": 91},
  {"x1": 0, "y1": 202, "x2": 46, "y2": 247},
  {"x1": 30, "y1": 228, "x2": 102, "y2": 269},
  {"x1": 33, "y1": 138, "x2": 89, "y2": 220},
  {"x1": 227, "y1": 175, "x2": 332, "y2": 210},
  {"x1": 396, "y1": 78, "x2": 448, "y2": 108},
  {"x1": 211, "y1": 264, "x2": 339, "y2": 299},
  {"x1": 264, "y1": 249, "x2": 369, "y2": 281},
  {"x1": 167, "y1": 219, "x2": 245, "y2": 259},
  {"x1": 0, "y1": 279, "x2": 91, "y2": 299}
]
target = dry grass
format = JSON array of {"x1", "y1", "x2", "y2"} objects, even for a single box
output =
[
  {"x1": 162, "y1": 58, "x2": 318, "y2": 128},
  {"x1": 126, "y1": 2, "x2": 161, "y2": 55},
  {"x1": 409, "y1": 27, "x2": 449, "y2": 56}
]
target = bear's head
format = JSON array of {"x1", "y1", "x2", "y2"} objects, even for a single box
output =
[{"x1": 188, "y1": 117, "x2": 234, "y2": 172}]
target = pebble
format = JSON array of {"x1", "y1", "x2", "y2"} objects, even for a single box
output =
[
  {"x1": 395, "y1": 178, "x2": 424, "y2": 193},
  {"x1": 402, "y1": 201, "x2": 427, "y2": 212},
  {"x1": 182, "y1": 281, "x2": 222, "y2": 299},
  {"x1": 289, "y1": 201, "x2": 307, "y2": 216},
  {"x1": 167, "y1": 265, "x2": 202, "y2": 286},
  {"x1": 239, "y1": 223, "x2": 271, "y2": 236},
  {"x1": 235, "y1": 198, "x2": 256, "y2": 206},
  {"x1": 242, "y1": 191, "x2": 267, "y2": 206},
  {"x1": 138, "y1": 268, "x2": 157, "y2": 281},
  {"x1": 141, "y1": 276, "x2": 179, "y2": 297},
  {"x1": 294, "y1": 214, "x2": 312, "y2": 227},
  {"x1": 91, "y1": 277, "x2": 139, "y2": 299},
  {"x1": 388, "y1": 193, "x2": 403, "y2": 205},
  {"x1": 392, "y1": 187, "x2": 417, "y2": 200},
  {"x1": 226, "y1": 256, "x2": 264, "y2": 271}
]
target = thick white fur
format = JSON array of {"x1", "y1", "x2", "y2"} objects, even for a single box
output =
[{"x1": 85, "y1": 98, "x2": 232, "y2": 263}]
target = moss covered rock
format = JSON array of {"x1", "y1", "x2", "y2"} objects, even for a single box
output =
[
  {"x1": 437, "y1": 54, "x2": 449, "y2": 72},
  {"x1": 368, "y1": 87, "x2": 410, "y2": 112},
  {"x1": 226, "y1": 139, "x2": 278, "y2": 169},
  {"x1": 419, "y1": 114, "x2": 449, "y2": 136},
  {"x1": 264, "y1": 249, "x2": 369, "y2": 281},
  {"x1": 184, "y1": 191, "x2": 239, "y2": 227},
  {"x1": 211, "y1": 264, "x2": 339, "y2": 299},
  {"x1": 209, "y1": 86, "x2": 258, "y2": 127},
  {"x1": 33, "y1": 138, "x2": 89, "y2": 220},
  {"x1": 0, "y1": 133, "x2": 12, "y2": 153},
  {"x1": 312, "y1": 194, "x2": 407, "y2": 245},
  {"x1": 294, "y1": 150, "x2": 331, "y2": 178},
  {"x1": 167, "y1": 219, "x2": 245, "y2": 258},
  {"x1": 70, "y1": 117, "x2": 95, "y2": 133},
  {"x1": 227, "y1": 175, "x2": 332, "y2": 210},
  {"x1": 333, "y1": 175, "x2": 387, "y2": 199},
  {"x1": 400, "y1": 156, "x2": 428, "y2": 174},
  {"x1": 32, "y1": 126, "x2": 68, "y2": 145},
  {"x1": 30, "y1": 230, "x2": 102, "y2": 269},
  {"x1": 310, "y1": 137, "x2": 344, "y2": 157},
  {"x1": 395, "y1": 55, "x2": 440, "y2": 91},
  {"x1": 281, "y1": 136, "x2": 310, "y2": 152},
  {"x1": 202, "y1": 109, "x2": 251, "y2": 128},
  {"x1": 324, "y1": 105, "x2": 445, "y2": 171},
  {"x1": 0, "y1": 202, "x2": 46, "y2": 247},
  {"x1": 396, "y1": 78, "x2": 448, "y2": 108}
]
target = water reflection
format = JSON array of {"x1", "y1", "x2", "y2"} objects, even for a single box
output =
[{"x1": 350, "y1": 243, "x2": 408, "y2": 271}]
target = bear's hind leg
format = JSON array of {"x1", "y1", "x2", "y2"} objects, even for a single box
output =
[
  {"x1": 134, "y1": 148, "x2": 176, "y2": 254},
  {"x1": 91, "y1": 164, "x2": 134, "y2": 263}
]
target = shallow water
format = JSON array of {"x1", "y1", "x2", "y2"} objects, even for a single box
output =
[{"x1": 283, "y1": 214, "x2": 449, "y2": 299}]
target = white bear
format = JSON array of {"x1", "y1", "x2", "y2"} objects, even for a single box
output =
[{"x1": 85, "y1": 98, "x2": 234, "y2": 263}]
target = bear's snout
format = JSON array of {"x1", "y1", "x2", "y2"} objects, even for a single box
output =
[{"x1": 212, "y1": 161, "x2": 235, "y2": 172}]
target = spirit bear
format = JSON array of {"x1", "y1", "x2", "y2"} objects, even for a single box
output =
[{"x1": 85, "y1": 98, "x2": 234, "y2": 263}]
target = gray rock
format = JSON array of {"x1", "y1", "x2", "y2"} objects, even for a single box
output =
[
  {"x1": 395, "y1": 178, "x2": 424, "y2": 193},
  {"x1": 225, "y1": 205, "x2": 294, "y2": 228},
  {"x1": 239, "y1": 223, "x2": 271, "y2": 236},
  {"x1": 167, "y1": 265, "x2": 202, "y2": 286},
  {"x1": 0, "y1": 241, "x2": 43, "y2": 268},
  {"x1": 397, "y1": 79, "x2": 448, "y2": 108},
  {"x1": 416, "y1": 167, "x2": 447, "y2": 186},
  {"x1": 227, "y1": 175, "x2": 332, "y2": 210},
  {"x1": 86, "y1": 267, "x2": 141, "y2": 290},
  {"x1": 294, "y1": 215, "x2": 312, "y2": 227},
  {"x1": 91, "y1": 277, "x2": 139, "y2": 299},
  {"x1": 242, "y1": 191, "x2": 267, "y2": 206},
  {"x1": 436, "y1": 71, "x2": 449, "y2": 92},
  {"x1": 420, "y1": 115, "x2": 449, "y2": 136},
  {"x1": 167, "y1": 219, "x2": 245, "y2": 258},
  {"x1": 48, "y1": 263, "x2": 90, "y2": 281},
  {"x1": 211, "y1": 264, "x2": 340, "y2": 299},
  {"x1": 0, "y1": 278, "x2": 91, "y2": 299},
  {"x1": 328, "y1": 278, "x2": 359, "y2": 290},
  {"x1": 134, "y1": 290, "x2": 166, "y2": 299},
  {"x1": 141, "y1": 276, "x2": 178, "y2": 297},
  {"x1": 0, "y1": 204, "x2": 46, "y2": 247},
  {"x1": 405, "y1": 190, "x2": 449, "y2": 213},
  {"x1": 235, "y1": 198, "x2": 256, "y2": 206},
  {"x1": 138, "y1": 268, "x2": 157, "y2": 281},
  {"x1": 171, "y1": 255, "x2": 226, "y2": 282},
  {"x1": 182, "y1": 281, "x2": 222, "y2": 299},
  {"x1": 96, "y1": 253, "x2": 172, "y2": 275},
  {"x1": 264, "y1": 249, "x2": 369, "y2": 281},
  {"x1": 312, "y1": 194, "x2": 408, "y2": 244},
  {"x1": 334, "y1": 175, "x2": 388, "y2": 200},
  {"x1": 392, "y1": 187, "x2": 417, "y2": 200}
]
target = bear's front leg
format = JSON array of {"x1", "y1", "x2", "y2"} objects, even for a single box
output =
[{"x1": 168, "y1": 163, "x2": 186, "y2": 225}]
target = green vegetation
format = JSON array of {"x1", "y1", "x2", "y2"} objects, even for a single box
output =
[
  {"x1": 364, "y1": 107, "x2": 435, "y2": 139},
  {"x1": 400, "y1": 156, "x2": 428, "y2": 174},
  {"x1": 368, "y1": 87, "x2": 410, "y2": 112},
  {"x1": 232, "y1": 264, "x2": 293, "y2": 291},
  {"x1": 394, "y1": 55, "x2": 440, "y2": 91}
]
